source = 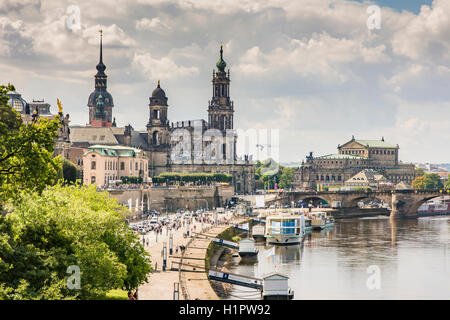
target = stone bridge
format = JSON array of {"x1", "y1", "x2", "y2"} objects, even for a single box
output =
[{"x1": 268, "y1": 189, "x2": 447, "y2": 218}]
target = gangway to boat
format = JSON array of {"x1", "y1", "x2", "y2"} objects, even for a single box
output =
[
  {"x1": 211, "y1": 237, "x2": 239, "y2": 249},
  {"x1": 208, "y1": 270, "x2": 263, "y2": 290},
  {"x1": 252, "y1": 218, "x2": 266, "y2": 224},
  {"x1": 234, "y1": 223, "x2": 250, "y2": 232}
]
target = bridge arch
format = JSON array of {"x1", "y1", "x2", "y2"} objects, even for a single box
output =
[
  {"x1": 296, "y1": 196, "x2": 330, "y2": 208},
  {"x1": 347, "y1": 195, "x2": 392, "y2": 209},
  {"x1": 406, "y1": 194, "x2": 449, "y2": 216}
]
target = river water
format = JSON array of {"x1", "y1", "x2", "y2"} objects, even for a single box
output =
[{"x1": 225, "y1": 216, "x2": 450, "y2": 300}]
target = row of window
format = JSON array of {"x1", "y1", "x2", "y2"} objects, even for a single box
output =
[
  {"x1": 316, "y1": 160, "x2": 367, "y2": 166},
  {"x1": 316, "y1": 175, "x2": 343, "y2": 181},
  {"x1": 341, "y1": 149, "x2": 395, "y2": 156},
  {"x1": 90, "y1": 160, "x2": 145, "y2": 171}
]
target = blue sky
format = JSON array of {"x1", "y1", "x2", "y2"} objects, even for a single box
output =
[
  {"x1": 1, "y1": 0, "x2": 450, "y2": 164},
  {"x1": 351, "y1": 0, "x2": 433, "y2": 13}
]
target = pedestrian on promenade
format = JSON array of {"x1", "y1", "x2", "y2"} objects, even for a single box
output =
[{"x1": 128, "y1": 291, "x2": 133, "y2": 300}]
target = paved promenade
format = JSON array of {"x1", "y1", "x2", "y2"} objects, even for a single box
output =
[{"x1": 138, "y1": 212, "x2": 244, "y2": 300}]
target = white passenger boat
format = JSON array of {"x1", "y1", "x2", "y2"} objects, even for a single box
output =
[
  {"x1": 264, "y1": 214, "x2": 306, "y2": 245},
  {"x1": 305, "y1": 211, "x2": 335, "y2": 231}
]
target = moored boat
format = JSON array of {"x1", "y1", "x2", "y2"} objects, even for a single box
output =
[
  {"x1": 306, "y1": 211, "x2": 335, "y2": 231},
  {"x1": 264, "y1": 214, "x2": 306, "y2": 245},
  {"x1": 238, "y1": 238, "x2": 259, "y2": 258},
  {"x1": 252, "y1": 225, "x2": 266, "y2": 242}
]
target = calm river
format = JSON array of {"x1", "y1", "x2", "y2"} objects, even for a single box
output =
[{"x1": 225, "y1": 216, "x2": 450, "y2": 299}]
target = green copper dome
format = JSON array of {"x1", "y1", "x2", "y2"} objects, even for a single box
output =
[{"x1": 216, "y1": 44, "x2": 226, "y2": 72}]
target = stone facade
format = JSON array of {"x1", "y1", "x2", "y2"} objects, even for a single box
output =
[{"x1": 293, "y1": 137, "x2": 419, "y2": 191}]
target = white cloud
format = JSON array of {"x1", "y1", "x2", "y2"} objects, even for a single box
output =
[
  {"x1": 132, "y1": 51, "x2": 199, "y2": 80},
  {"x1": 236, "y1": 33, "x2": 388, "y2": 84},
  {"x1": 391, "y1": 0, "x2": 450, "y2": 63},
  {"x1": 136, "y1": 17, "x2": 174, "y2": 34}
]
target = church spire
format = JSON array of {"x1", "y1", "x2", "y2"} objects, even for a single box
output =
[
  {"x1": 88, "y1": 28, "x2": 114, "y2": 127},
  {"x1": 216, "y1": 43, "x2": 227, "y2": 72},
  {"x1": 96, "y1": 29, "x2": 106, "y2": 77}
]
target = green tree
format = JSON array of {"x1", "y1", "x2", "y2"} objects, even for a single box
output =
[
  {"x1": 411, "y1": 173, "x2": 443, "y2": 190},
  {"x1": 0, "y1": 184, "x2": 151, "y2": 299},
  {"x1": 0, "y1": 84, "x2": 61, "y2": 209},
  {"x1": 60, "y1": 159, "x2": 78, "y2": 184},
  {"x1": 446, "y1": 174, "x2": 450, "y2": 190},
  {"x1": 279, "y1": 167, "x2": 294, "y2": 189}
]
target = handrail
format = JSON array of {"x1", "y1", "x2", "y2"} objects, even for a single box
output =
[{"x1": 179, "y1": 237, "x2": 193, "y2": 300}]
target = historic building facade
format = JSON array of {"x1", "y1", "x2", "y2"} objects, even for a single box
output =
[
  {"x1": 82, "y1": 145, "x2": 149, "y2": 187},
  {"x1": 6, "y1": 91, "x2": 71, "y2": 158},
  {"x1": 293, "y1": 136, "x2": 419, "y2": 190},
  {"x1": 69, "y1": 35, "x2": 254, "y2": 194}
]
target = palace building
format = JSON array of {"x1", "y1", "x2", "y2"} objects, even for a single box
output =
[
  {"x1": 69, "y1": 33, "x2": 254, "y2": 194},
  {"x1": 293, "y1": 136, "x2": 419, "y2": 190}
]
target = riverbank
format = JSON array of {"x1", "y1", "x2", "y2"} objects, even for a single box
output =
[
  {"x1": 179, "y1": 219, "x2": 246, "y2": 300},
  {"x1": 138, "y1": 213, "x2": 245, "y2": 300}
]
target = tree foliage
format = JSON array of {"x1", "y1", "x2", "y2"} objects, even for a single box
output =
[
  {"x1": 254, "y1": 159, "x2": 295, "y2": 190},
  {"x1": 279, "y1": 167, "x2": 294, "y2": 189},
  {"x1": 0, "y1": 184, "x2": 152, "y2": 300},
  {"x1": 121, "y1": 176, "x2": 143, "y2": 184},
  {"x1": 0, "y1": 84, "x2": 61, "y2": 209},
  {"x1": 59, "y1": 158, "x2": 78, "y2": 184},
  {"x1": 411, "y1": 173, "x2": 443, "y2": 190}
]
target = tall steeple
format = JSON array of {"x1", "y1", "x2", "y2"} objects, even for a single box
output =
[
  {"x1": 95, "y1": 29, "x2": 107, "y2": 89},
  {"x1": 208, "y1": 43, "x2": 234, "y2": 131},
  {"x1": 87, "y1": 29, "x2": 114, "y2": 127}
]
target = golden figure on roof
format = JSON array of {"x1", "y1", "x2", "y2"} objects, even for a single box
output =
[{"x1": 57, "y1": 98, "x2": 63, "y2": 113}]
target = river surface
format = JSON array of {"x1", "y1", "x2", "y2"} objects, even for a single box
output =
[{"x1": 225, "y1": 216, "x2": 450, "y2": 300}]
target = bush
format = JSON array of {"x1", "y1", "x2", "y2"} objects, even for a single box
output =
[
  {"x1": 121, "y1": 176, "x2": 143, "y2": 184},
  {"x1": 152, "y1": 172, "x2": 232, "y2": 185}
]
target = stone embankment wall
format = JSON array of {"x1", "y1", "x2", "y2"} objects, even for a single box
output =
[{"x1": 106, "y1": 185, "x2": 234, "y2": 212}]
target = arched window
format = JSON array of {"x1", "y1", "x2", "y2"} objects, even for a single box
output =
[{"x1": 152, "y1": 131, "x2": 159, "y2": 145}]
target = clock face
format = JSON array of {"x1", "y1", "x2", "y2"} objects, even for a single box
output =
[
  {"x1": 220, "y1": 97, "x2": 226, "y2": 104},
  {"x1": 105, "y1": 98, "x2": 109, "y2": 103}
]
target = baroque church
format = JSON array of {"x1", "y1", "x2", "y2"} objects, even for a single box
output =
[{"x1": 68, "y1": 33, "x2": 255, "y2": 194}]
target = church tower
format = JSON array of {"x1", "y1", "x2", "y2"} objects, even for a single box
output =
[
  {"x1": 208, "y1": 44, "x2": 234, "y2": 132},
  {"x1": 147, "y1": 80, "x2": 170, "y2": 147},
  {"x1": 87, "y1": 30, "x2": 114, "y2": 127}
]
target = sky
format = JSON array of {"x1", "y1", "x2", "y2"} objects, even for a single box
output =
[{"x1": 1, "y1": 0, "x2": 449, "y2": 164}]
